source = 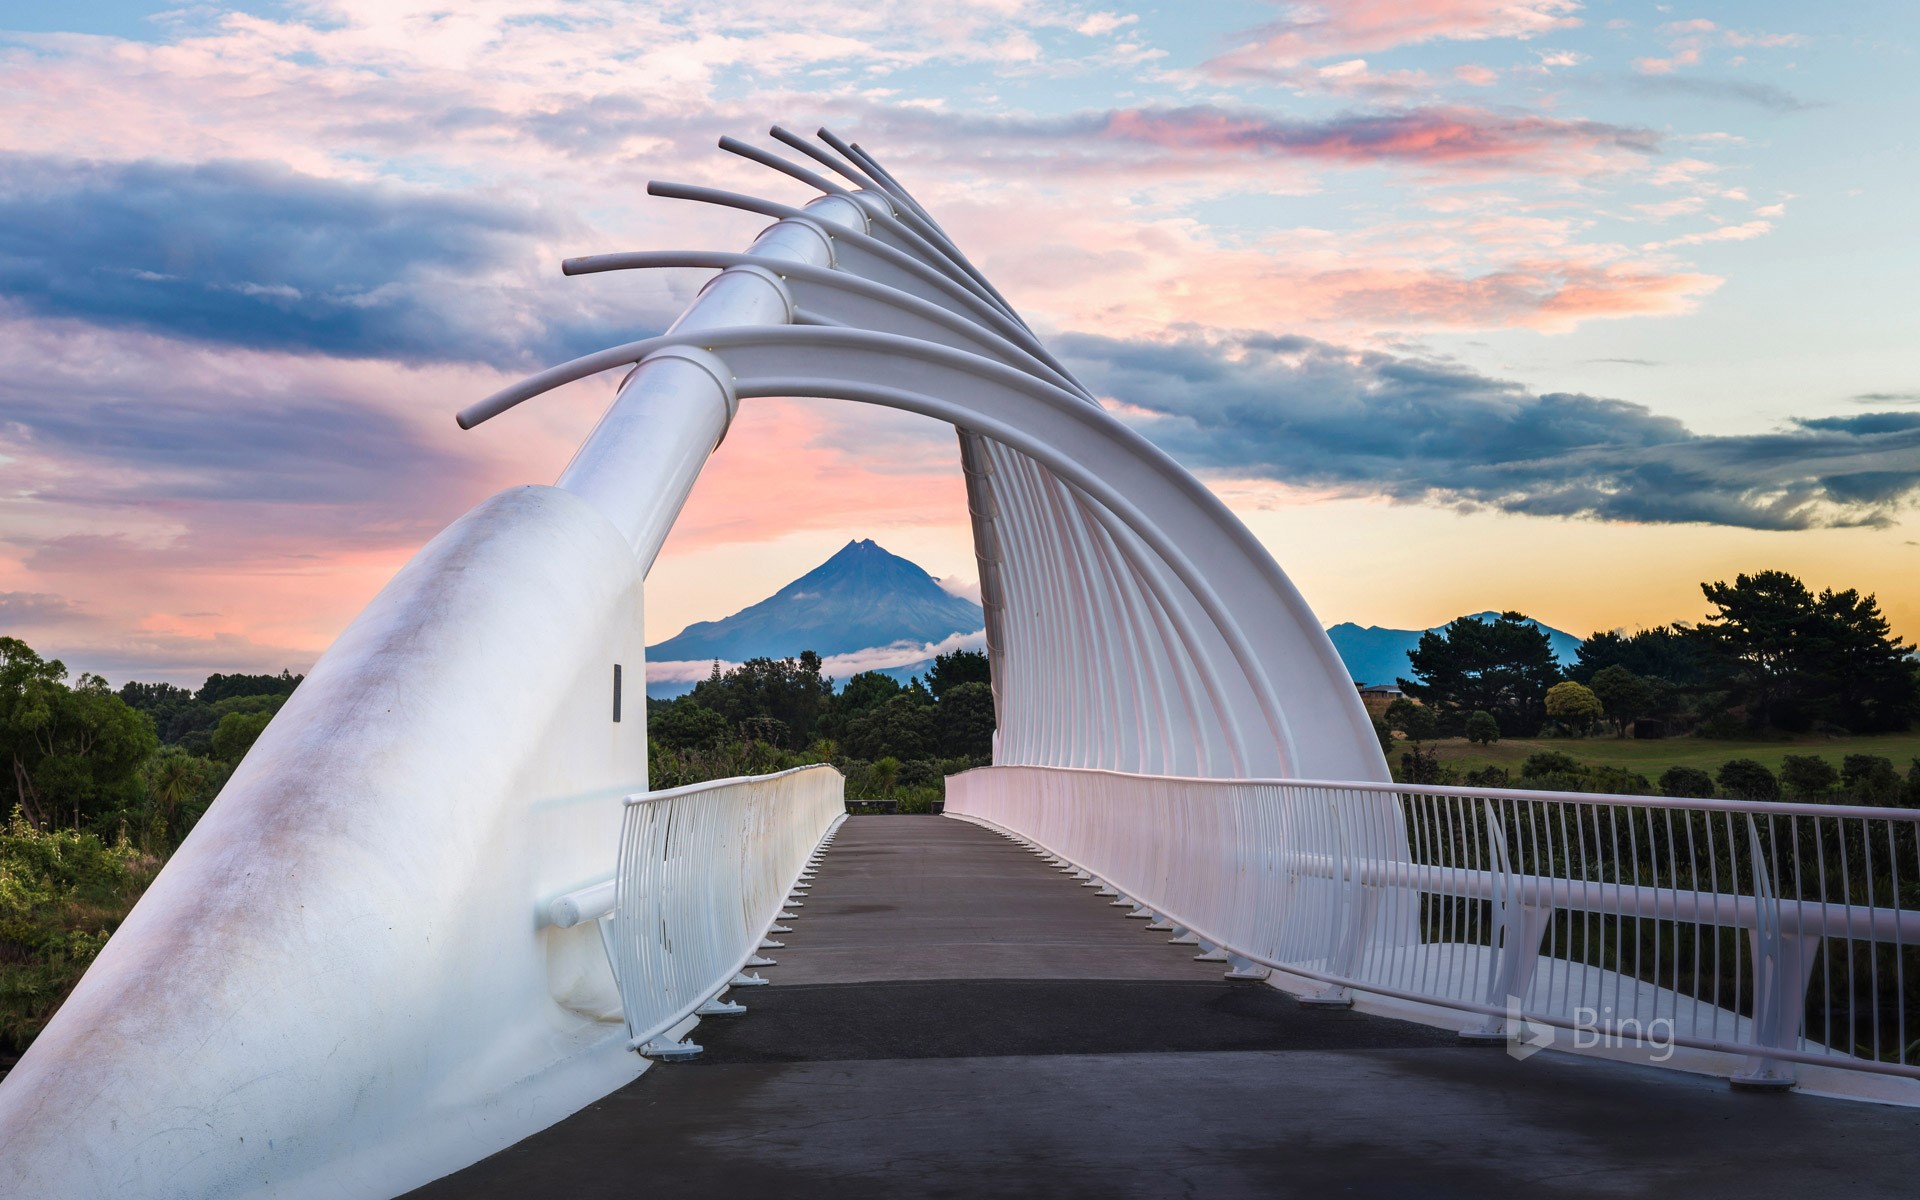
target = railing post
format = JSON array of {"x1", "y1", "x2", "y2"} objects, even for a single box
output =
[
  {"x1": 1461, "y1": 802, "x2": 1553, "y2": 1042},
  {"x1": 1302, "y1": 787, "x2": 1377, "y2": 1007},
  {"x1": 1732, "y1": 816, "x2": 1820, "y2": 1091}
]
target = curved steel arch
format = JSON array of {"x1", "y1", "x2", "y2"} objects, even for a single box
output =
[{"x1": 0, "y1": 127, "x2": 1390, "y2": 1200}]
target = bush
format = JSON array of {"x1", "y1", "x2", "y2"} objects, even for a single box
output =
[
  {"x1": 1659, "y1": 766, "x2": 1716, "y2": 799},
  {"x1": 1843, "y1": 754, "x2": 1903, "y2": 805},
  {"x1": 651, "y1": 702, "x2": 728, "y2": 751},
  {"x1": 1779, "y1": 754, "x2": 1838, "y2": 798},
  {"x1": 1520, "y1": 751, "x2": 1582, "y2": 778},
  {"x1": 892, "y1": 786, "x2": 941, "y2": 815},
  {"x1": 1397, "y1": 745, "x2": 1451, "y2": 785},
  {"x1": 1465, "y1": 710, "x2": 1500, "y2": 745},
  {"x1": 1, "y1": 809, "x2": 159, "y2": 1057},
  {"x1": 1717, "y1": 758, "x2": 1779, "y2": 801},
  {"x1": 1588, "y1": 766, "x2": 1654, "y2": 796},
  {"x1": 1693, "y1": 712, "x2": 1751, "y2": 740},
  {"x1": 1461, "y1": 765, "x2": 1510, "y2": 788}
]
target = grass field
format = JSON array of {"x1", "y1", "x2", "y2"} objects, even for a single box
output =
[{"x1": 1401, "y1": 731, "x2": 1920, "y2": 782}]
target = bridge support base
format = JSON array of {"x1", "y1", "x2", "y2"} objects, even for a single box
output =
[
  {"x1": 1223, "y1": 954, "x2": 1270, "y2": 981},
  {"x1": 1194, "y1": 944, "x2": 1230, "y2": 963},
  {"x1": 1728, "y1": 1068, "x2": 1797, "y2": 1093},
  {"x1": 636, "y1": 1036, "x2": 704, "y2": 1061},
  {"x1": 697, "y1": 996, "x2": 747, "y2": 1016},
  {"x1": 731, "y1": 971, "x2": 771, "y2": 987},
  {"x1": 1298, "y1": 986, "x2": 1355, "y2": 1009}
]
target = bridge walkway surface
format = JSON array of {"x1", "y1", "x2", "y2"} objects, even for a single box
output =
[{"x1": 409, "y1": 816, "x2": 1920, "y2": 1199}]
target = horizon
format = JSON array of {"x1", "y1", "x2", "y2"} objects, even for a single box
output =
[
  {"x1": 66, "y1": 534, "x2": 1865, "y2": 693},
  {"x1": 1, "y1": 1, "x2": 1915, "y2": 688}
]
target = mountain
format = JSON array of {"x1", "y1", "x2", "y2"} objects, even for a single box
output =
[
  {"x1": 646, "y1": 539, "x2": 984, "y2": 695},
  {"x1": 1325, "y1": 612, "x2": 1585, "y2": 688}
]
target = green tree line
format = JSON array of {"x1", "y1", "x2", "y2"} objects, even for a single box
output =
[
  {"x1": 648, "y1": 648, "x2": 995, "y2": 813},
  {"x1": 1, "y1": 637, "x2": 301, "y2": 1067}
]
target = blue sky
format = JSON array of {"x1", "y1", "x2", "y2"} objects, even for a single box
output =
[{"x1": 0, "y1": 1, "x2": 1914, "y2": 684}]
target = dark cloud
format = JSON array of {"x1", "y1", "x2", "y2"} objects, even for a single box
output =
[
  {"x1": 0, "y1": 592, "x2": 90, "y2": 629},
  {"x1": 1628, "y1": 75, "x2": 1815, "y2": 114},
  {"x1": 0, "y1": 155, "x2": 633, "y2": 365},
  {"x1": 1059, "y1": 331, "x2": 1920, "y2": 531},
  {"x1": 857, "y1": 103, "x2": 1657, "y2": 173}
]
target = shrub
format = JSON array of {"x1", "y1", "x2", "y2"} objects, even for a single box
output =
[
  {"x1": 1461, "y1": 765, "x2": 1510, "y2": 788},
  {"x1": 1465, "y1": 710, "x2": 1500, "y2": 745},
  {"x1": 1, "y1": 809, "x2": 159, "y2": 1057},
  {"x1": 1717, "y1": 758, "x2": 1779, "y2": 802},
  {"x1": 1843, "y1": 755, "x2": 1902, "y2": 805},
  {"x1": 1397, "y1": 745, "x2": 1451, "y2": 785},
  {"x1": 1779, "y1": 754, "x2": 1838, "y2": 798},
  {"x1": 1588, "y1": 766, "x2": 1654, "y2": 796},
  {"x1": 1520, "y1": 751, "x2": 1582, "y2": 778},
  {"x1": 1659, "y1": 766, "x2": 1716, "y2": 799}
]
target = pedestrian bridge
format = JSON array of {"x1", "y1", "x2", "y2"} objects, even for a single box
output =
[
  {"x1": 414, "y1": 813, "x2": 1920, "y2": 1200},
  {"x1": 4, "y1": 129, "x2": 1919, "y2": 1199}
]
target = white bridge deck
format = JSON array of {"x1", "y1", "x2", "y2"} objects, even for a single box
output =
[{"x1": 407, "y1": 817, "x2": 1920, "y2": 1200}]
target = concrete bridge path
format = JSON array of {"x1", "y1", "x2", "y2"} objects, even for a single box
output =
[{"x1": 408, "y1": 815, "x2": 1920, "y2": 1199}]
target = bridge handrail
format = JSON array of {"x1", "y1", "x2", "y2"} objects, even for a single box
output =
[
  {"x1": 948, "y1": 765, "x2": 1920, "y2": 1089},
  {"x1": 608, "y1": 763, "x2": 844, "y2": 1053},
  {"x1": 949, "y1": 764, "x2": 1920, "y2": 822}
]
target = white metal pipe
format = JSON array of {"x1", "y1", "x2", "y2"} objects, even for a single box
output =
[{"x1": 551, "y1": 197, "x2": 865, "y2": 561}]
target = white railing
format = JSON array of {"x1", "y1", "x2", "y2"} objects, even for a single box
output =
[
  {"x1": 948, "y1": 765, "x2": 1920, "y2": 1089},
  {"x1": 558, "y1": 764, "x2": 843, "y2": 1057}
]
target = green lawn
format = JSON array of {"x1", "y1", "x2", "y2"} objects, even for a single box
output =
[{"x1": 1405, "y1": 731, "x2": 1920, "y2": 782}]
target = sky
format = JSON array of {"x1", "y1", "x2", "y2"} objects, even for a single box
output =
[{"x1": 0, "y1": 0, "x2": 1916, "y2": 687}]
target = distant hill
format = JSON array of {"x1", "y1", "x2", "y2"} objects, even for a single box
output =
[
  {"x1": 646, "y1": 539, "x2": 984, "y2": 696},
  {"x1": 1325, "y1": 612, "x2": 1585, "y2": 687}
]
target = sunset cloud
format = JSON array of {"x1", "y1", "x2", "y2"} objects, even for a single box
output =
[
  {"x1": 1207, "y1": 0, "x2": 1582, "y2": 77},
  {"x1": 1064, "y1": 331, "x2": 1920, "y2": 531}
]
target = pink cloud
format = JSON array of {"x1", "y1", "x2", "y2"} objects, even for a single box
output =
[{"x1": 1207, "y1": 0, "x2": 1581, "y2": 76}]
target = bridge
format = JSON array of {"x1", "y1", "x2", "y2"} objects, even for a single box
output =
[{"x1": 3, "y1": 129, "x2": 1919, "y2": 1199}]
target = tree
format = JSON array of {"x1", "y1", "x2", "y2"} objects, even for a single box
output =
[
  {"x1": 1571, "y1": 627, "x2": 1705, "y2": 687},
  {"x1": 138, "y1": 746, "x2": 228, "y2": 848},
  {"x1": 1716, "y1": 758, "x2": 1779, "y2": 802},
  {"x1": 210, "y1": 710, "x2": 272, "y2": 764},
  {"x1": 935, "y1": 681, "x2": 995, "y2": 759},
  {"x1": 843, "y1": 693, "x2": 936, "y2": 760},
  {"x1": 688, "y1": 653, "x2": 833, "y2": 749},
  {"x1": 196, "y1": 670, "x2": 301, "y2": 705},
  {"x1": 1804, "y1": 587, "x2": 1917, "y2": 732},
  {"x1": 1587, "y1": 666, "x2": 1652, "y2": 737},
  {"x1": 1695, "y1": 571, "x2": 1916, "y2": 733},
  {"x1": 1464, "y1": 710, "x2": 1500, "y2": 745},
  {"x1": 1544, "y1": 681, "x2": 1603, "y2": 735},
  {"x1": 926, "y1": 650, "x2": 990, "y2": 699},
  {"x1": 1400, "y1": 613, "x2": 1562, "y2": 736},
  {"x1": 0, "y1": 642, "x2": 156, "y2": 831},
  {"x1": 651, "y1": 702, "x2": 728, "y2": 751},
  {"x1": 1842, "y1": 754, "x2": 1903, "y2": 805},
  {"x1": 1384, "y1": 697, "x2": 1435, "y2": 743}
]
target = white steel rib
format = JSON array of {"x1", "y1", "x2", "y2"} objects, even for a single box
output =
[{"x1": 0, "y1": 128, "x2": 1384, "y2": 1200}]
